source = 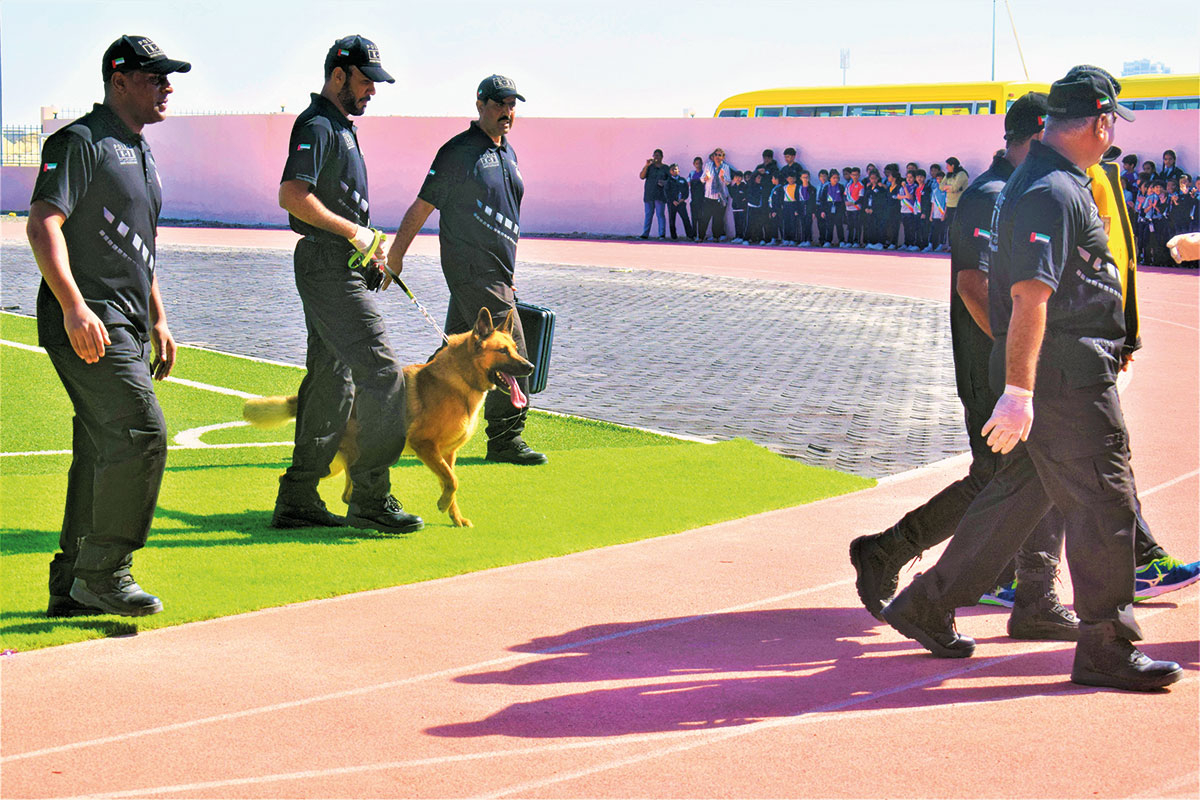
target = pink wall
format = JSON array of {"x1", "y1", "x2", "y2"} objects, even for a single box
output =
[
  {"x1": 2, "y1": 167, "x2": 37, "y2": 214},
  {"x1": 5, "y1": 111, "x2": 1197, "y2": 234}
]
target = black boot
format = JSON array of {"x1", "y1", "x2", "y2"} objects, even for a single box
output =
[
  {"x1": 1071, "y1": 622, "x2": 1182, "y2": 691},
  {"x1": 485, "y1": 408, "x2": 547, "y2": 465},
  {"x1": 69, "y1": 574, "x2": 163, "y2": 617},
  {"x1": 849, "y1": 528, "x2": 921, "y2": 620},
  {"x1": 346, "y1": 495, "x2": 423, "y2": 534},
  {"x1": 1007, "y1": 566, "x2": 1079, "y2": 641},
  {"x1": 47, "y1": 594, "x2": 104, "y2": 618},
  {"x1": 271, "y1": 499, "x2": 347, "y2": 529},
  {"x1": 881, "y1": 575, "x2": 975, "y2": 658}
]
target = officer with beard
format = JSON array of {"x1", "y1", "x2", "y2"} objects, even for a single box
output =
[{"x1": 272, "y1": 35, "x2": 422, "y2": 534}]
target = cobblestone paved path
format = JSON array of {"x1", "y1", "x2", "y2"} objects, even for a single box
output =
[{"x1": 1, "y1": 242, "x2": 967, "y2": 477}]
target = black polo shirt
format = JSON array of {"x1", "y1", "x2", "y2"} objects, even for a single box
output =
[
  {"x1": 419, "y1": 121, "x2": 524, "y2": 282},
  {"x1": 32, "y1": 103, "x2": 163, "y2": 346},
  {"x1": 281, "y1": 93, "x2": 370, "y2": 244},
  {"x1": 642, "y1": 162, "x2": 670, "y2": 203},
  {"x1": 947, "y1": 154, "x2": 1011, "y2": 404},
  {"x1": 778, "y1": 161, "x2": 804, "y2": 184},
  {"x1": 988, "y1": 139, "x2": 1125, "y2": 347}
]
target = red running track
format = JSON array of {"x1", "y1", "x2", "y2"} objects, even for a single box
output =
[{"x1": 1, "y1": 227, "x2": 1197, "y2": 799}]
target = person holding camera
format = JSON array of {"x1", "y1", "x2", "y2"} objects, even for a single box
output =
[{"x1": 639, "y1": 149, "x2": 670, "y2": 239}]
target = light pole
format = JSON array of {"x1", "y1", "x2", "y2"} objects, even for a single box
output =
[
  {"x1": 840, "y1": 48, "x2": 850, "y2": 86},
  {"x1": 990, "y1": 0, "x2": 996, "y2": 81}
]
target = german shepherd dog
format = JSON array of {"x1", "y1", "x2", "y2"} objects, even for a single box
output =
[{"x1": 244, "y1": 307, "x2": 534, "y2": 527}]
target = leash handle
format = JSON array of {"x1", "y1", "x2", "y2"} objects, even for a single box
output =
[{"x1": 348, "y1": 228, "x2": 386, "y2": 271}]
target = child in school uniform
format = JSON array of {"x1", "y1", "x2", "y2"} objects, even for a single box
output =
[
  {"x1": 845, "y1": 167, "x2": 864, "y2": 247},
  {"x1": 767, "y1": 173, "x2": 786, "y2": 245},
  {"x1": 666, "y1": 164, "x2": 694, "y2": 240},
  {"x1": 863, "y1": 171, "x2": 887, "y2": 250},
  {"x1": 884, "y1": 167, "x2": 902, "y2": 250},
  {"x1": 781, "y1": 172, "x2": 801, "y2": 245},
  {"x1": 745, "y1": 171, "x2": 767, "y2": 244},
  {"x1": 689, "y1": 156, "x2": 706, "y2": 241},
  {"x1": 1141, "y1": 181, "x2": 1168, "y2": 265},
  {"x1": 815, "y1": 169, "x2": 831, "y2": 245},
  {"x1": 729, "y1": 171, "x2": 749, "y2": 243},
  {"x1": 915, "y1": 169, "x2": 932, "y2": 251},
  {"x1": 797, "y1": 170, "x2": 818, "y2": 247},
  {"x1": 928, "y1": 167, "x2": 948, "y2": 251},
  {"x1": 820, "y1": 169, "x2": 846, "y2": 247},
  {"x1": 898, "y1": 169, "x2": 919, "y2": 250}
]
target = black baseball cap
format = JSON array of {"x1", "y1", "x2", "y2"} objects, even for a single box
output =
[
  {"x1": 102, "y1": 35, "x2": 191, "y2": 81},
  {"x1": 1047, "y1": 65, "x2": 1135, "y2": 121},
  {"x1": 1004, "y1": 91, "x2": 1050, "y2": 141},
  {"x1": 326, "y1": 35, "x2": 395, "y2": 84},
  {"x1": 477, "y1": 75, "x2": 525, "y2": 103}
]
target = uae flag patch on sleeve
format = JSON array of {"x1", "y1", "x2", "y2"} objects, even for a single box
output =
[{"x1": 1029, "y1": 232, "x2": 1051, "y2": 244}]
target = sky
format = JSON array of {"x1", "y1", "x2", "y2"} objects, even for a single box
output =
[{"x1": 2, "y1": 0, "x2": 1198, "y2": 126}]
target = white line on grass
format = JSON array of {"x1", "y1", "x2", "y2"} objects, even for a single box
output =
[{"x1": 1, "y1": 338, "x2": 261, "y2": 399}]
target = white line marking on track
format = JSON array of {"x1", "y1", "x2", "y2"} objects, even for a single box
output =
[
  {"x1": 1139, "y1": 313, "x2": 1200, "y2": 332},
  {"x1": 6, "y1": 464, "x2": 1194, "y2": 769},
  {"x1": 478, "y1": 667, "x2": 1200, "y2": 800},
  {"x1": 59, "y1": 628, "x2": 1199, "y2": 799},
  {"x1": 1139, "y1": 468, "x2": 1199, "y2": 498},
  {"x1": 1, "y1": 580, "x2": 853, "y2": 766},
  {"x1": 1127, "y1": 769, "x2": 1200, "y2": 799}
]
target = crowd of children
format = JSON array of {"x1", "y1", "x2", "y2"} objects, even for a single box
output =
[
  {"x1": 650, "y1": 147, "x2": 1196, "y2": 266},
  {"x1": 1123, "y1": 150, "x2": 1198, "y2": 266}
]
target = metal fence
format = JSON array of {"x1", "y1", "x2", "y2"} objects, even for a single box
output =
[
  {"x1": 2, "y1": 125, "x2": 44, "y2": 167},
  {"x1": 4, "y1": 108, "x2": 283, "y2": 166}
]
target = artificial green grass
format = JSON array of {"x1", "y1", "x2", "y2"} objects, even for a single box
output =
[{"x1": 0, "y1": 311, "x2": 873, "y2": 651}]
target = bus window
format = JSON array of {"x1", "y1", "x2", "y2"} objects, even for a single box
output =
[
  {"x1": 848, "y1": 104, "x2": 906, "y2": 117},
  {"x1": 1125, "y1": 99, "x2": 1165, "y2": 111},
  {"x1": 782, "y1": 105, "x2": 843, "y2": 117},
  {"x1": 717, "y1": 108, "x2": 748, "y2": 117},
  {"x1": 754, "y1": 106, "x2": 784, "y2": 117},
  {"x1": 975, "y1": 101, "x2": 995, "y2": 115},
  {"x1": 1166, "y1": 98, "x2": 1199, "y2": 110},
  {"x1": 911, "y1": 103, "x2": 974, "y2": 116}
]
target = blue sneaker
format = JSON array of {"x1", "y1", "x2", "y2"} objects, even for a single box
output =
[
  {"x1": 979, "y1": 579, "x2": 1017, "y2": 608},
  {"x1": 1134, "y1": 556, "x2": 1200, "y2": 601}
]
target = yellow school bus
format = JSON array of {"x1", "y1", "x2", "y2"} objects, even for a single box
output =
[{"x1": 713, "y1": 74, "x2": 1199, "y2": 118}]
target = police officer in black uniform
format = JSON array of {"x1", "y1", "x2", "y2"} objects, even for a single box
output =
[
  {"x1": 27, "y1": 35, "x2": 190, "y2": 617},
  {"x1": 385, "y1": 75, "x2": 547, "y2": 466},
  {"x1": 851, "y1": 92, "x2": 1077, "y2": 641},
  {"x1": 881, "y1": 67, "x2": 1182, "y2": 691},
  {"x1": 273, "y1": 35, "x2": 422, "y2": 534}
]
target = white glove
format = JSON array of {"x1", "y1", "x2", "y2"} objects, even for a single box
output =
[
  {"x1": 982, "y1": 385, "x2": 1034, "y2": 455},
  {"x1": 348, "y1": 225, "x2": 379, "y2": 254}
]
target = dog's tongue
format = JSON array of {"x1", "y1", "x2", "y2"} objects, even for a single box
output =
[{"x1": 499, "y1": 372, "x2": 527, "y2": 409}]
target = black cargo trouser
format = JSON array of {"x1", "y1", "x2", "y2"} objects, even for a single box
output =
[
  {"x1": 45, "y1": 326, "x2": 167, "y2": 595},
  {"x1": 915, "y1": 339, "x2": 1144, "y2": 637},
  {"x1": 890, "y1": 383, "x2": 1065, "y2": 584},
  {"x1": 279, "y1": 238, "x2": 407, "y2": 508},
  {"x1": 668, "y1": 200, "x2": 693, "y2": 239},
  {"x1": 442, "y1": 260, "x2": 531, "y2": 445}
]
